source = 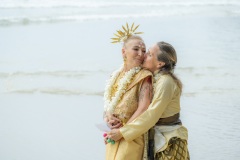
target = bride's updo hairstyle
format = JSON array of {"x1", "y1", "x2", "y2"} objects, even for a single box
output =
[{"x1": 122, "y1": 35, "x2": 144, "y2": 48}]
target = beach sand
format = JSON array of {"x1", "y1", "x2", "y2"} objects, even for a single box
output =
[{"x1": 1, "y1": 15, "x2": 240, "y2": 159}]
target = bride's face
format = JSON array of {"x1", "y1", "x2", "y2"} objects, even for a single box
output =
[
  {"x1": 122, "y1": 39, "x2": 146, "y2": 65},
  {"x1": 143, "y1": 44, "x2": 160, "y2": 72}
]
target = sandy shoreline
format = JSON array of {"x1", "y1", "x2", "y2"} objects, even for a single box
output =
[{"x1": 0, "y1": 94, "x2": 105, "y2": 160}]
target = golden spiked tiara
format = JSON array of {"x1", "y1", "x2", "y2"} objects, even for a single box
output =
[{"x1": 111, "y1": 23, "x2": 143, "y2": 43}]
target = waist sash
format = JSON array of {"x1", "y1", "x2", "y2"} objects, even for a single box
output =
[{"x1": 156, "y1": 113, "x2": 182, "y2": 126}]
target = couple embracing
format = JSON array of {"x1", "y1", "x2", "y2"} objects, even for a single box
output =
[{"x1": 103, "y1": 23, "x2": 189, "y2": 160}]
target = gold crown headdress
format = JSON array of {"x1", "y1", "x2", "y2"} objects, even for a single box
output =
[{"x1": 111, "y1": 23, "x2": 143, "y2": 43}]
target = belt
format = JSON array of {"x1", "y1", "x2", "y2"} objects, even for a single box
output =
[{"x1": 155, "y1": 113, "x2": 182, "y2": 126}]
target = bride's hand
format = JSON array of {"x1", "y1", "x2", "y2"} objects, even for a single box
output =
[{"x1": 104, "y1": 113, "x2": 122, "y2": 129}]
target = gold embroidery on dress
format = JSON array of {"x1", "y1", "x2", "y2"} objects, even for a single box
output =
[{"x1": 111, "y1": 71, "x2": 146, "y2": 125}]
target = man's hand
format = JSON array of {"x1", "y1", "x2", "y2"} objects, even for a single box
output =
[{"x1": 107, "y1": 129, "x2": 123, "y2": 141}]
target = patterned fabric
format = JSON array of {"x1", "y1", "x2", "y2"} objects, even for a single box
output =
[
  {"x1": 142, "y1": 132, "x2": 149, "y2": 160},
  {"x1": 154, "y1": 137, "x2": 190, "y2": 160}
]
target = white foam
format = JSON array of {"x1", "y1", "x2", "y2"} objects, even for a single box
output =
[
  {"x1": 0, "y1": 0, "x2": 240, "y2": 9},
  {"x1": 0, "y1": 0, "x2": 240, "y2": 26}
]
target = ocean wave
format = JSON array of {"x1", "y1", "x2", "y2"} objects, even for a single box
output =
[
  {"x1": 5, "y1": 88, "x2": 104, "y2": 96},
  {"x1": 5, "y1": 87, "x2": 239, "y2": 96},
  {"x1": 0, "y1": 70, "x2": 106, "y2": 78},
  {"x1": 178, "y1": 66, "x2": 218, "y2": 71},
  {"x1": 1, "y1": 0, "x2": 240, "y2": 26},
  {"x1": 0, "y1": 11, "x2": 200, "y2": 26},
  {"x1": 0, "y1": 14, "x2": 143, "y2": 26},
  {"x1": 182, "y1": 88, "x2": 240, "y2": 97},
  {"x1": 0, "y1": 67, "x2": 235, "y2": 78},
  {"x1": 0, "y1": 1, "x2": 240, "y2": 9}
]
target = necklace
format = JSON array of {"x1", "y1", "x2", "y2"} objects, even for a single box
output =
[{"x1": 104, "y1": 65, "x2": 141, "y2": 113}]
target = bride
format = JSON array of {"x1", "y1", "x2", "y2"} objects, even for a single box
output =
[{"x1": 104, "y1": 24, "x2": 153, "y2": 160}]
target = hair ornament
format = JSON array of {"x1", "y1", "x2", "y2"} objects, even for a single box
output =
[{"x1": 111, "y1": 23, "x2": 143, "y2": 43}]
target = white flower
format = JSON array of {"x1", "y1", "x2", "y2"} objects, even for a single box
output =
[{"x1": 104, "y1": 65, "x2": 141, "y2": 113}]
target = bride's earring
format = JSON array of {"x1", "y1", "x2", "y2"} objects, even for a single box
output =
[{"x1": 123, "y1": 56, "x2": 127, "y2": 63}]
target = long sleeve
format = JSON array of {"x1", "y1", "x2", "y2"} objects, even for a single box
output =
[{"x1": 120, "y1": 75, "x2": 179, "y2": 142}]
